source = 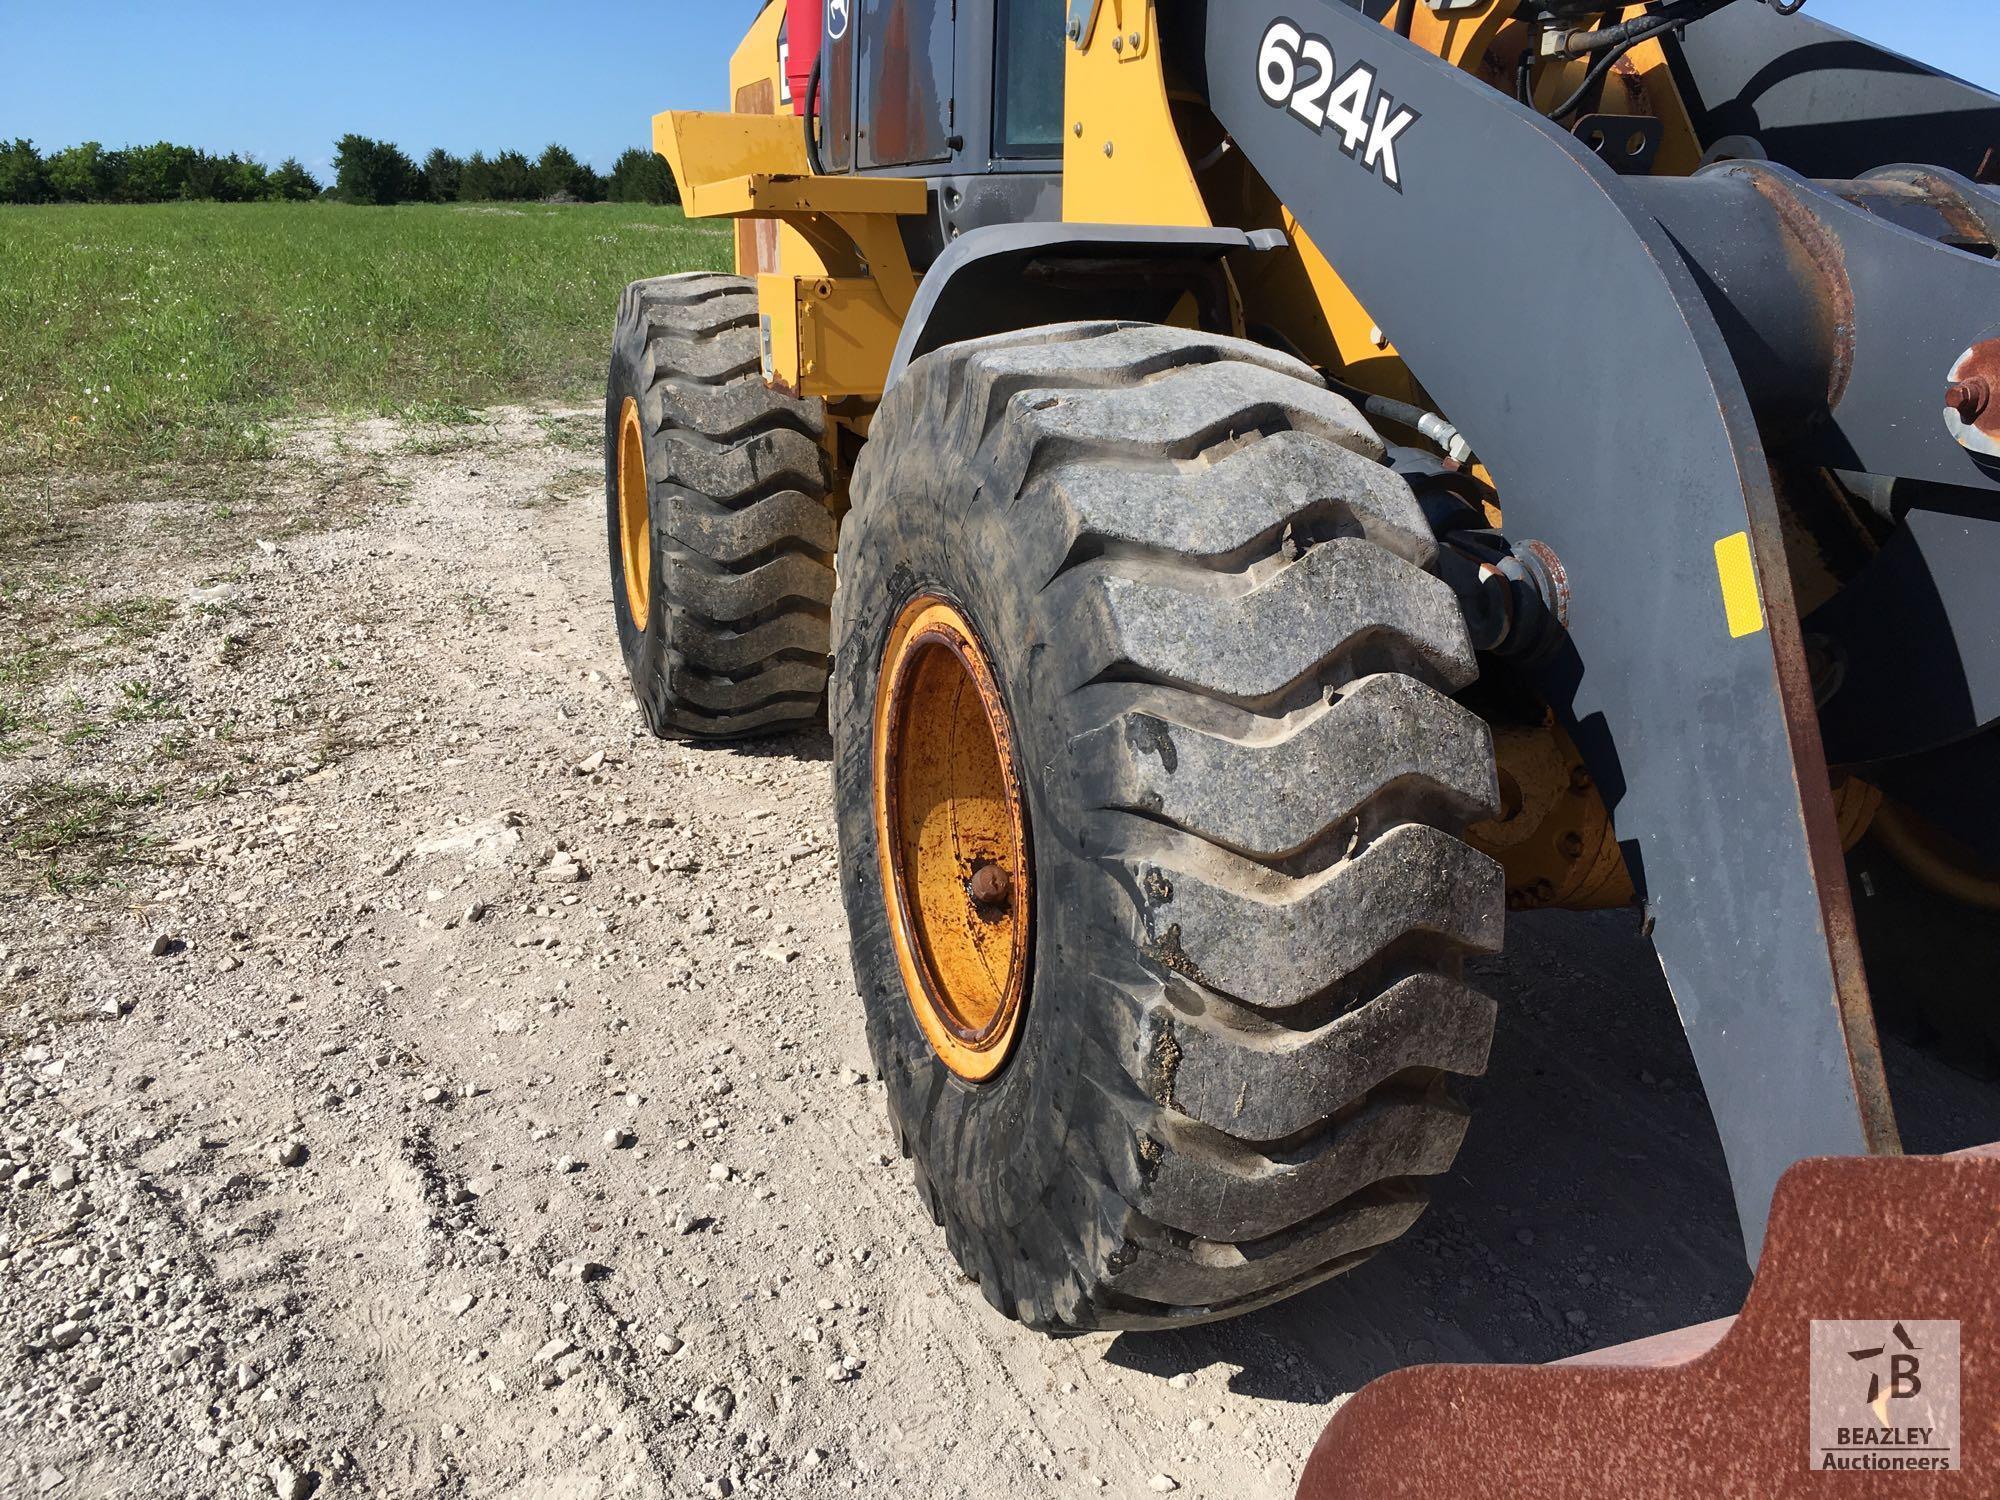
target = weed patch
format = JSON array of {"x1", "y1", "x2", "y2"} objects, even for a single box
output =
[
  {"x1": 111, "y1": 680, "x2": 181, "y2": 723},
  {"x1": 535, "y1": 412, "x2": 599, "y2": 453},
  {"x1": 79, "y1": 595, "x2": 176, "y2": 643},
  {"x1": 0, "y1": 698, "x2": 41, "y2": 754},
  {"x1": 2, "y1": 777, "x2": 157, "y2": 894}
]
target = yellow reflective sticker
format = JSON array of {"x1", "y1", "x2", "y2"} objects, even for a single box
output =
[{"x1": 1714, "y1": 531, "x2": 1765, "y2": 639}]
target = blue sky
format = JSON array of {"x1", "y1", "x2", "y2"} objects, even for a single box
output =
[{"x1": 1, "y1": 2, "x2": 1995, "y2": 178}]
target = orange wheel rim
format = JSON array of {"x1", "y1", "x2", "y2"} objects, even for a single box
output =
[
  {"x1": 616, "y1": 396, "x2": 651, "y2": 621},
  {"x1": 873, "y1": 595, "x2": 1032, "y2": 1082}
]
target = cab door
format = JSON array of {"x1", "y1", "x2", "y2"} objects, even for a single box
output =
[{"x1": 857, "y1": 0, "x2": 957, "y2": 169}]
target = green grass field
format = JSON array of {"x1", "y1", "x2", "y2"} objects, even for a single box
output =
[{"x1": 0, "y1": 200, "x2": 730, "y2": 476}]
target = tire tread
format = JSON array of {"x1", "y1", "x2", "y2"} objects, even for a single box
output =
[{"x1": 609, "y1": 272, "x2": 834, "y2": 740}]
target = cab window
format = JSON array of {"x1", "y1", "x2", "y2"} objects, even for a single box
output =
[{"x1": 994, "y1": 0, "x2": 1064, "y2": 158}]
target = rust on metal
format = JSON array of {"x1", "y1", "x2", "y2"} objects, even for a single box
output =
[
  {"x1": 1298, "y1": 1146, "x2": 2000, "y2": 1498},
  {"x1": 1518, "y1": 538, "x2": 1571, "y2": 628},
  {"x1": 1946, "y1": 338, "x2": 2000, "y2": 457},
  {"x1": 1855, "y1": 167, "x2": 1997, "y2": 251},
  {"x1": 871, "y1": 594, "x2": 1033, "y2": 1082},
  {"x1": 730, "y1": 79, "x2": 781, "y2": 280},
  {"x1": 1768, "y1": 577, "x2": 1901, "y2": 1163},
  {"x1": 1610, "y1": 56, "x2": 1648, "y2": 112},
  {"x1": 1709, "y1": 282, "x2": 1900, "y2": 1164},
  {"x1": 1733, "y1": 164, "x2": 1857, "y2": 409},
  {"x1": 967, "y1": 860, "x2": 1012, "y2": 910}
]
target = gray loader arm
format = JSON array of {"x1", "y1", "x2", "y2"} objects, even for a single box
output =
[{"x1": 1192, "y1": 0, "x2": 2000, "y2": 1256}]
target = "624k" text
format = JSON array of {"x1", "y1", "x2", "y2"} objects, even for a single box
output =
[{"x1": 1256, "y1": 18, "x2": 1420, "y2": 192}]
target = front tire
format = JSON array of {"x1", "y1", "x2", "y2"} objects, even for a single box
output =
[{"x1": 831, "y1": 323, "x2": 1506, "y2": 1330}]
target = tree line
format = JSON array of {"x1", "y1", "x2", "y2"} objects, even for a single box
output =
[
  {"x1": 332, "y1": 137, "x2": 677, "y2": 205},
  {"x1": 0, "y1": 135, "x2": 679, "y2": 207},
  {"x1": 0, "y1": 139, "x2": 319, "y2": 204}
]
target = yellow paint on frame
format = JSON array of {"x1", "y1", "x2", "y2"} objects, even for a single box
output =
[
  {"x1": 1062, "y1": 0, "x2": 1209, "y2": 227},
  {"x1": 1714, "y1": 532, "x2": 1766, "y2": 639}
]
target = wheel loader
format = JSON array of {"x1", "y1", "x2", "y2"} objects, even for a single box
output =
[{"x1": 603, "y1": 0, "x2": 2000, "y2": 1332}]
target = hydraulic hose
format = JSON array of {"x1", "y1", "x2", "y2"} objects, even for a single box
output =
[
  {"x1": 803, "y1": 53, "x2": 825, "y2": 176},
  {"x1": 1326, "y1": 375, "x2": 1475, "y2": 465},
  {"x1": 1537, "y1": 0, "x2": 1740, "y2": 122}
]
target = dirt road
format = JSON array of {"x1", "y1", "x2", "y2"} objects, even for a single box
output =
[{"x1": 5, "y1": 407, "x2": 1996, "y2": 1500}]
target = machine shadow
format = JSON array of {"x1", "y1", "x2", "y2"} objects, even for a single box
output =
[
  {"x1": 704, "y1": 725, "x2": 835, "y2": 765},
  {"x1": 1102, "y1": 907, "x2": 2000, "y2": 1404}
]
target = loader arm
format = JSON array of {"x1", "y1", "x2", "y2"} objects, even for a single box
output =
[{"x1": 1190, "y1": 1, "x2": 1935, "y2": 1256}]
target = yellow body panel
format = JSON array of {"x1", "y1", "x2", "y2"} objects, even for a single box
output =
[
  {"x1": 1282, "y1": 216, "x2": 1420, "y2": 403},
  {"x1": 1060, "y1": 0, "x2": 1209, "y2": 227},
  {"x1": 729, "y1": 0, "x2": 787, "y2": 107},
  {"x1": 761, "y1": 273, "x2": 906, "y2": 400},
  {"x1": 654, "y1": 112, "x2": 809, "y2": 211},
  {"x1": 657, "y1": 0, "x2": 915, "y2": 399},
  {"x1": 686, "y1": 168, "x2": 927, "y2": 222},
  {"x1": 1405, "y1": 0, "x2": 1517, "y2": 63},
  {"x1": 654, "y1": 93, "x2": 919, "y2": 398},
  {"x1": 1531, "y1": 19, "x2": 1705, "y2": 175}
]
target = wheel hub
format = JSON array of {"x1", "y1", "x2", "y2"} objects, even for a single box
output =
[
  {"x1": 873, "y1": 596, "x2": 1032, "y2": 1082},
  {"x1": 616, "y1": 396, "x2": 651, "y2": 621}
]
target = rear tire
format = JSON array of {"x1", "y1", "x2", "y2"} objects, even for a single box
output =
[
  {"x1": 605, "y1": 273, "x2": 836, "y2": 740},
  {"x1": 831, "y1": 323, "x2": 1506, "y2": 1330}
]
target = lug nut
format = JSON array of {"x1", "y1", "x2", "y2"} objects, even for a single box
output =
[
  {"x1": 968, "y1": 862, "x2": 1012, "y2": 908},
  {"x1": 1946, "y1": 377, "x2": 1990, "y2": 424}
]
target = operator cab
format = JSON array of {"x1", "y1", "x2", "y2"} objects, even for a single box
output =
[{"x1": 796, "y1": 0, "x2": 1066, "y2": 266}]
